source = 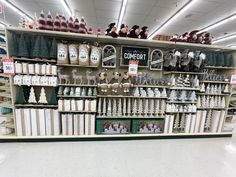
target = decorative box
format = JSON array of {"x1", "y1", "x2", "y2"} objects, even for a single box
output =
[
  {"x1": 96, "y1": 119, "x2": 131, "y2": 134},
  {"x1": 131, "y1": 118, "x2": 164, "y2": 134}
]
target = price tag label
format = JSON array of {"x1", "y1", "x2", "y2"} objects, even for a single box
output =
[
  {"x1": 2, "y1": 58, "x2": 14, "y2": 75},
  {"x1": 128, "y1": 61, "x2": 138, "y2": 76},
  {"x1": 230, "y1": 72, "x2": 236, "y2": 85}
]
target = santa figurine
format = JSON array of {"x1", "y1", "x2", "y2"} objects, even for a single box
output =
[
  {"x1": 68, "y1": 16, "x2": 74, "y2": 32},
  {"x1": 60, "y1": 14, "x2": 68, "y2": 32},
  {"x1": 78, "y1": 17, "x2": 87, "y2": 33},
  {"x1": 87, "y1": 27, "x2": 93, "y2": 34},
  {"x1": 187, "y1": 30, "x2": 199, "y2": 43},
  {"x1": 139, "y1": 26, "x2": 148, "y2": 39},
  {"x1": 46, "y1": 11, "x2": 53, "y2": 30},
  {"x1": 53, "y1": 13, "x2": 60, "y2": 31},
  {"x1": 118, "y1": 24, "x2": 128, "y2": 37},
  {"x1": 127, "y1": 25, "x2": 140, "y2": 38},
  {"x1": 170, "y1": 34, "x2": 179, "y2": 42},
  {"x1": 74, "y1": 18, "x2": 79, "y2": 32},
  {"x1": 181, "y1": 32, "x2": 189, "y2": 42},
  {"x1": 105, "y1": 23, "x2": 118, "y2": 38},
  {"x1": 203, "y1": 32, "x2": 213, "y2": 45},
  {"x1": 38, "y1": 10, "x2": 46, "y2": 29}
]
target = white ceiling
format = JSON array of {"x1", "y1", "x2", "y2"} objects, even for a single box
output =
[{"x1": 0, "y1": 0, "x2": 236, "y2": 45}]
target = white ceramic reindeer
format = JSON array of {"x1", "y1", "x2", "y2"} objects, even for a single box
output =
[
  {"x1": 58, "y1": 68, "x2": 70, "y2": 84},
  {"x1": 86, "y1": 70, "x2": 97, "y2": 85},
  {"x1": 71, "y1": 69, "x2": 83, "y2": 84}
]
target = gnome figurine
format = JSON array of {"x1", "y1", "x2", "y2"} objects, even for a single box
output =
[
  {"x1": 60, "y1": 14, "x2": 68, "y2": 32},
  {"x1": 105, "y1": 23, "x2": 118, "y2": 38},
  {"x1": 87, "y1": 27, "x2": 93, "y2": 34},
  {"x1": 53, "y1": 13, "x2": 60, "y2": 31},
  {"x1": 46, "y1": 11, "x2": 53, "y2": 30},
  {"x1": 118, "y1": 24, "x2": 128, "y2": 37},
  {"x1": 127, "y1": 25, "x2": 140, "y2": 38},
  {"x1": 74, "y1": 18, "x2": 79, "y2": 32},
  {"x1": 68, "y1": 16, "x2": 74, "y2": 32},
  {"x1": 139, "y1": 26, "x2": 148, "y2": 39},
  {"x1": 38, "y1": 10, "x2": 46, "y2": 29},
  {"x1": 78, "y1": 17, "x2": 87, "y2": 33}
]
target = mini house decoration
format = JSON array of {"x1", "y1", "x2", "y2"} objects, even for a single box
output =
[
  {"x1": 150, "y1": 49, "x2": 163, "y2": 70},
  {"x1": 102, "y1": 45, "x2": 116, "y2": 68}
]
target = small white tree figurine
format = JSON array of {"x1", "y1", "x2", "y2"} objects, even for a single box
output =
[
  {"x1": 117, "y1": 98, "x2": 122, "y2": 116},
  {"x1": 144, "y1": 99, "x2": 149, "y2": 117},
  {"x1": 113, "y1": 99, "x2": 117, "y2": 116},
  {"x1": 123, "y1": 98, "x2": 127, "y2": 116},
  {"x1": 127, "y1": 98, "x2": 131, "y2": 116},
  {"x1": 38, "y1": 87, "x2": 48, "y2": 104},
  {"x1": 132, "y1": 99, "x2": 137, "y2": 116},
  {"x1": 200, "y1": 83, "x2": 205, "y2": 92},
  {"x1": 169, "y1": 90, "x2": 177, "y2": 102},
  {"x1": 149, "y1": 99, "x2": 154, "y2": 116},
  {"x1": 179, "y1": 90, "x2": 187, "y2": 102},
  {"x1": 160, "y1": 99, "x2": 166, "y2": 116},
  {"x1": 102, "y1": 98, "x2": 107, "y2": 116},
  {"x1": 138, "y1": 99, "x2": 143, "y2": 117},
  {"x1": 155, "y1": 99, "x2": 160, "y2": 116},
  {"x1": 28, "y1": 87, "x2": 37, "y2": 103},
  {"x1": 98, "y1": 98, "x2": 102, "y2": 116},
  {"x1": 107, "y1": 98, "x2": 112, "y2": 116}
]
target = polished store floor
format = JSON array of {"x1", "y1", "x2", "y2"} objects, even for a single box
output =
[{"x1": 0, "y1": 133, "x2": 236, "y2": 177}]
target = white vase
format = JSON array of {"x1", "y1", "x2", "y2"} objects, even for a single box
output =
[
  {"x1": 46, "y1": 64, "x2": 51, "y2": 75},
  {"x1": 15, "y1": 62, "x2": 22, "y2": 74},
  {"x1": 22, "y1": 63, "x2": 28, "y2": 74},
  {"x1": 51, "y1": 65, "x2": 57, "y2": 75},
  {"x1": 28, "y1": 64, "x2": 35, "y2": 74},
  {"x1": 35, "y1": 63, "x2": 40, "y2": 74},
  {"x1": 41, "y1": 64, "x2": 46, "y2": 75}
]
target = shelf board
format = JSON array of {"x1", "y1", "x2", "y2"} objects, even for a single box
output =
[
  {"x1": 163, "y1": 71, "x2": 204, "y2": 75},
  {"x1": 197, "y1": 107, "x2": 226, "y2": 110},
  {"x1": 57, "y1": 84, "x2": 97, "y2": 87},
  {"x1": 0, "y1": 132, "x2": 232, "y2": 141},
  {"x1": 199, "y1": 80, "x2": 230, "y2": 84},
  {"x1": 166, "y1": 112, "x2": 196, "y2": 114},
  {"x1": 96, "y1": 116, "x2": 165, "y2": 119},
  {"x1": 169, "y1": 87, "x2": 200, "y2": 91},
  {"x1": 14, "y1": 104, "x2": 58, "y2": 108},
  {"x1": 0, "y1": 101, "x2": 13, "y2": 109},
  {"x1": 0, "y1": 122, "x2": 14, "y2": 129},
  {"x1": 166, "y1": 101, "x2": 197, "y2": 104},
  {"x1": 97, "y1": 95, "x2": 167, "y2": 99},
  {"x1": 197, "y1": 93, "x2": 229, "y2": 96},
  {"x1": 0, "y1": 113, "x2": 14, "y2": 119},
  {"x1": 0, "y1": 92, "x2": 12, "y2": 98},
  {"x1": 133, "y1": 85, "x2": 168, "y2": 88},
  {"x1": 13, "y1": 57, "x2": 56, "y2": 63},
  {"x1": 6, "y1": 27, "x2": 235, "y2": 52},
  {"x1": 204, "y1": 66, "x2": 236, "y2": 69},
  {"x1": 13, "y1": 84, "x2": 56, "y2": 87},
  {"x1": 15, "y1": 73, "x2": 57, "y2": 76},
  {"x1": 57, "y1": 95, "x2": 97, "y2": 98},
  {"x1": 59, "y1": 110, "x2": 96, "y2": 113},
  {"x1": 56, "y1": 64, "x2": 98, "y2": 68}
]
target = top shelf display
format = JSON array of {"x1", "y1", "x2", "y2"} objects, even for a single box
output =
[{"x1": 6, "y1": 27, "x2": 235, "y2": 52}]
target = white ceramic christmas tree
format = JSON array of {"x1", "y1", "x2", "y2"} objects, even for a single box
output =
[
  {"x1": 197, "y1": 97, "x2": 201, "y2": 108},
  {"x1": 160, "y1": 99, "x2": 166, "y2": 116},
  {"x1": 28, "y1": 87, "x2": 37, "y2": 103},
  {"x1": 201, "y1": 95, "x2": 206, "y2": 107},
  {"x1": 221, "y1": 97, "x2": 226, "y2": 108},
  {"x1": 179, "y1": 90, "x2": 187, "y2": 102},
  {"x1": 127, "y1": 98, "x2": 131, "y2": 116},
  {"x1": 70, "y1": 87, "x2": 75, "y2": 96},
  {"x1": 144, "y1": 99, "x2": 149, "y2": 116},
  {"x1": 209, "y1": 96, "x2": 214, "y2": 108},
  {"x1": 123, "y1": 98, "x2": 127, "y2": 116},
  {"x1": 81, "y1": 87, "x2": 86, "y2": 96},
  {"x1": 87, "y1": 88, "x2": 92, "y2": 96},
  {"x1": 169, "y1": 90, "x2": 177, "y2": 102},
  {"x1": 149, "y1": 99, "x2": 154, "y2": 116},
  {"x1": 113, "y1": 99, "x2": 117, "y2": 116},
  {"x1": 38, "y1": 87, "x2": 48, "y2": 104},
  {"x1": 189, "y1": 91, "x2": 197, "y2": 102},
  {"x1": 200, "y1": 83, "x2": 205, "y2": 92},
  {"x1": 102, "y1": 98, "x2": 107, "y2": 116},
  {"x1": 155, "y1": 99, "x2": 160, "y2": 116},
  {"x1": 206, "y1": 84, "x2": 210, "y2": 94},
  {"x1": 217, "y1": 84, "x2": 222, "y2": 94},
  {"x1": 205, "y1": 110, "x2": 212, "y2": 131},
  {"x1": 223, "y1": 84, "x2": 229, "y2": 93},
  {"x1": 117, "y1": 98, "x2": 122, "y2": 116},
  {"x1": 93, "y1": 87, "x2": 97, "y2": 96},
  {"x1": 132, "y1": 99, "x2": 137, "y2": 116},
  {"x1": 161, "y1": 88, "x2": 167, "y2": 98},
  {"x1": 138, "y1": 99, "x2": 143, "y2": 116},
  {"x1": 98, "y1": 98, "x2": 102, "y2": 116}
]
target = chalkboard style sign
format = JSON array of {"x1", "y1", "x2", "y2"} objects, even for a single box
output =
[{"x1": 120, "y1": 46, "x2": 150, "y2": 67}]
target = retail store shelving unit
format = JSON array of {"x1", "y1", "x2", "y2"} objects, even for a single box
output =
[{"x1": 0, "y1": 27, "x2": 235, "y2": 142}]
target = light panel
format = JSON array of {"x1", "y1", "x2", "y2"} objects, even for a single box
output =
[
  {"x1": 60, "y1": 0, "x2": 72, "y2": 16},
  {"x1": 116, "y1": 0, "x2": 128, "y2": 32},
  {"x1": 197, "y1": 14, "x2": 236, "y2": 34},
  {"x1": 148, "y1": 0, "x2": 198, "y2": 40},
  {"x1": 213, "y1": 33, "x2": 236, "y2": 44},
  {"x1": 0, "y1": 0, "x2": 33, "y2": 21}
]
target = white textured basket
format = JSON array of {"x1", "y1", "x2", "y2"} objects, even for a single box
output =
[
  {"x1": 46, "y1": 64, "x2": 51, "y2": 75},
  {"x1": 22, "y1": 63, "x2": 28, "y2": 74},
  {"x1": 28, "y1": 64, "x2": 35, "y2": 74},
  {"x1": 35, "y1": 63, "x2": 40, "y2": 74},
  {"x1": 15, "y1": 62, "x2": 23, "y2": 74},
  {"x1": 51, "y1": 65, "x2": 57, "y2": 75},
  {"x1": 41, "y1": 64, "x2": 46, "y2": 75}
]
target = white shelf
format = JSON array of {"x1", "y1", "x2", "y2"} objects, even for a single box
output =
[
  {"x1": 197, "y1": 93, "x2": 229, "y2": 96},
  {"x1": 97, "y1": 95, "x2": 167, "y2": 99},
  {"x1": 13, "y1": 57, "x2": 56, "y2": 63},
  {"x1": 7, "y1": 27, "x2": 235, "y2": 51},
  {"x1": 58, "y1": 110, "x2": 96, "y2": 113},
  {"x1": 204, "y1": 66, "x2": 236, "y2": 69},
  {"x1": 197, "y1": 107, "x2": 226, "y2": 110},
  {"x1": 133, "y1": 85, "x2": 168, "y2": 88},
  {"x1": 166, "y1": 112, "x2": 196, "y2": 113},
  {"x1": 199, "y1": 80, "x2": 230, "y2": 84},
  {"x1": 0, "y1": 132, "x2": 232, "y2": 140},
  {"x1": 57, "y1": 95, "x2": 96, "y2": 98},
  {"x1": 163, "y1": 71, "x2": 204, "y2": 75},
  {"x1": 15, "y1": 73, "x2": 57, "y2": 76},
  {"x1": 13, "y1": 84, "x2": 56, "y2": 87},
  {"x1": 96, "y1": 116, "x2": 165, "y2": 119},
  {"x1": 15, "y1": 104, "x2": 58, "y2": 108},
  {"x1": 169, "y1": 87, "x2": 200, "y2": 91},
  {"x1": 166, "y1": 101, "x2": 197, "y2": 104},
  {"x1": 56, "y1": 64, "x2": 98, "y2": 68},
  {"x1": 58, "y1": 84, "x2": 97, "y2": 87}
]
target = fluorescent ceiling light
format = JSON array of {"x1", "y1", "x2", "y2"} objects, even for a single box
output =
[
  {"x1": 60, "y1": 0, "x2": 72, "y2": 16},
  {"x1": 0, "y1": 20, "x2": 8, "y2": 26},
  {"x1": 213, "y1": 33, "x2": 236, "y2": 44},
  {"x1": 197, "y1": 14, "x2": 236, "y2": 34},
  {"x1": 116, "y1": 0, "x2": 128, "y2": 32},
  {"x1": 148, "y1": 0, "x2": 197, "y2": 39},
  {"x1": 0, "y1": 0, "x2": 33, "y2": 21}
]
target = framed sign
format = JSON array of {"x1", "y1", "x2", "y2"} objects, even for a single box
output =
[
  {"x1": 2, "y1": 58, "x2": 14, "y2": 75},
  {"x1": 120, "y1": 46, "x2": 149, "y2": 67}
]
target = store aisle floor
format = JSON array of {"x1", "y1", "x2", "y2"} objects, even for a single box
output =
[{"x1": 1, "y1": 135, "x2": 236, "y2": 177}]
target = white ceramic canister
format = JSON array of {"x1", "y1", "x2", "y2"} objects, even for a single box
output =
[
  {"x1": 28, "y1": 64, "x2": 35, "y2": 74},
  {"x1": 41, "y1": 64, "x2": 46, "y2": 75},
  {"x1": 14, "y1": 62, "x2": 23, "y2": 74},
  {"x1": 51, "y1": 65, "x2": 57, "y2": 75},
  {"x1": 35, "y1": 63, "x2": 40, "y2": 74},
  {"x1": 46, "y1": 64, "x2": 51, "y2": 75},
  {"x1": 22, "y1": 63, "x2": 28, "y2": 74}
]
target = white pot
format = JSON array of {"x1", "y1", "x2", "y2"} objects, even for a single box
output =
[
  {"x1": 41, "y1": 64, "x2": 46, "y2": 75},
  {"x1": 35, "y1": 63, "x2": 40, "y2": 74},
  {"x1": 22, "y1": 63, "x2": 28, "y2": 74},
  {"x1": 51, "y1": 65, "x2": 57, "y2": 75},
  {"x1": 15, "y1": 62, "x2": 23, "y2": 74},
  {"x1": 46, "y1": 64, "x2": 51, "y2": 75},
  {"x1": 28, "y1": 64, "x2": 35, "y2": 74}
]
